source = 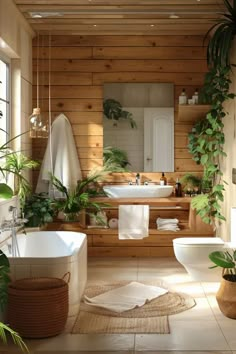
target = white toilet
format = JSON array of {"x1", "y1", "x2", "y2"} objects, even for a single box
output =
[{"x1": 173, "y1": 237, "x2": 225, "y2": 281}]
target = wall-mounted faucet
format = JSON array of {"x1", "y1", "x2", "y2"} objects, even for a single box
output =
[
  {"x1": 0, "y1": 206, "x2": 28, "y2": 257},
  {"x1": 135, "y1": 173, "x2": 141, "y2": 185}
]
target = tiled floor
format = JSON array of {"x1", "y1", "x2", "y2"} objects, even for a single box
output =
[{"x1": 2, "y1": 257, "x2": 236, "y2": 354}]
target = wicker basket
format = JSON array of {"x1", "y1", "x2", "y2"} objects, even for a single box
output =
[{"x1": 7, "y1": 276, "x2": 69, "y2": 338}]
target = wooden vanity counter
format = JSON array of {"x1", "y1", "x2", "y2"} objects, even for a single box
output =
[{"x1": 48, "y1": 197, "x2": 214, "y2": 257}]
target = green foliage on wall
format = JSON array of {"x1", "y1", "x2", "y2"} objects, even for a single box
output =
[{"x1": 188, "y1": 66, "x2": 235, "y2": 225}]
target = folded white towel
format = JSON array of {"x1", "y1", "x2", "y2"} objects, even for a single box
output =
[
  {"x1": 158, "y1": 225, "x2": 180, "y2": 231},
  {"x1": 84, "y1": 281, "x2": 168, "y2": 313},
  {"x1": 156, "y1": 218, "x2": 179, "y2": 225},
  {"x1": 118, "y1": 205, "x2": 149, "y2": 239}
]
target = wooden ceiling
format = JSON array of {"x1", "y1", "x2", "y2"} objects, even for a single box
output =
[{"x1": 13, "y1": 0, "x2": 225, "y2": 35}]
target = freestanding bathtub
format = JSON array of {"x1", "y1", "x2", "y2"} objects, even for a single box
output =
[{"x1": 2, "y1": 231, "x2": 87, "y2": 316}]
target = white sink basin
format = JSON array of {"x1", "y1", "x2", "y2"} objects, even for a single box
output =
[{"x1": 103, "y1": 185, "x2": 173, "y2": 198}]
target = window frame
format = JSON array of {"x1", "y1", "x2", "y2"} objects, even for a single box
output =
[{"x1": 0, "y1": 54, "x2": 11, "y2": 145}]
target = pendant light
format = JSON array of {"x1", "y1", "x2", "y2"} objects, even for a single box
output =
[{"x1": 29, "y1": 34, "x2": 48, "y2": 138}]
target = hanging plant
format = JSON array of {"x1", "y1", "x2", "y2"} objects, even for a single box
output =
[
  {"x1": 103, "y1": 98, "x2": 137, "y2": 129},
  {"x1": 188, "y1": 66, "x2": 235, "y2": 225},
  {"x1": 205, "y1": 0, "x2": 236, "y2": 68}
]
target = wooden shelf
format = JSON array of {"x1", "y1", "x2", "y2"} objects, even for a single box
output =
[
  {"x1": 46, "y1": 196, "x2": 213, "y2": 257},
  {"x1": 178, "y1": 104, "x2": 211, "y2": 123}
]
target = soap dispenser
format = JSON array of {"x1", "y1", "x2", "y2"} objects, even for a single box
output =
[
  {"x1": 160, "y1": 172, "x2": 167, "y2": 186},
  {"x1": 178, "y1": 88, "x2": 187, "y2": 105},
  {"x1": 192, "y1": 89, "x2": 199, "y2": 104},
  {"x1": 175, "y1": 178, "x2": 182, "y2": 197}
]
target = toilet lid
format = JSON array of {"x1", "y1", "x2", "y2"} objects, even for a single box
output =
[{"x1": 173, "y1": 237, "x2": 224, "y2": 246}]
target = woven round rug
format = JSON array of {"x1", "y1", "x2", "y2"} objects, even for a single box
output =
[
  {"x1": 79, "y1": 280, "x2": 196, "y2": 318},
  {"x1": 72, "y1": 280, "x2": 196, "y2": 334}
]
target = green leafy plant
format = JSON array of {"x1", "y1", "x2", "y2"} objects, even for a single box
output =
[
  {"x1": 188, "y1": 65, "x2": 235, "y2": 225},
  {"x1": 0, "y1": 250, "x2": 11, "y2": 312},
  {"x1": 0, "y1": 250, "x2": 29, "y2": 353},
  {"x1": 0, "y1": 130, "x2": 37, "y2": 201},
  {"x1": 103, "y1": 146, "x2": 131, "y2": 172},
  {"x1": 4, "y1": 152, "x2": 39, "y2": 207},
  {"x1": 23, "y1": 192, "x2": 55, "y2": 227},
  {"x1": 205, "y1": 0, "x2": 236, "y2": 69},
  {"x1": 0, "y1": 131, "x2": 23, "y2": 199},
  {"x1": 180, "y1": 173, "x2": 202, "y2": 195},
  {"x1": 51, "y1": 170, "x2": 107, "y2": 221},
  {"x1": 103, "y1": 98, "x2": 137, "y2": 129},
  {"x1": 209, "y1": 250, "x2": 236, "y2": 281}
]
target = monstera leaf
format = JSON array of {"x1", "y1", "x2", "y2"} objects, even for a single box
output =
[{"x1": 0, "y1": 183, "x2": 13, "y2": 199}]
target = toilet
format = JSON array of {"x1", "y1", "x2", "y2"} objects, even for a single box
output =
[{"x1": 173, "y1": 237, "x2": 225, "y2": 281}]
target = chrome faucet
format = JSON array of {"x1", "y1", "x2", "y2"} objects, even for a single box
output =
[
  {"x1": 0, "y1": 206, "x2": 28, "y2": 257},
  {"x1": 135, "y1": 173, "x2": 141, "y2": 185}
]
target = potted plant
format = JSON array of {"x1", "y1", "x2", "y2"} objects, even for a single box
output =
[
  {"x1": 23, "y1": 192, "x2": 55, "y2": 228},
  {"x1": 103, "y1": 98, "x2": 137, "y2": 128},
  {"x1": 209, "y1": 249, "x2": 236, "y2": 318},
  {"x1": 180, "y1": 173, "x2": 202, "y2": 196},
  {"x1": 205, "y1": 0, "x2": 236, "y2": 68},
  {"x1": 0, "y1": 250, "x2": 29, "y2": 352},
  {"x1": 51, "y1": 170, "x2": 108, "y2": 223}
]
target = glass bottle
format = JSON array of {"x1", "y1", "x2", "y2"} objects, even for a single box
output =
[
  {"x1": 179, "y1": 88, "x2": 187, "y2": 105},
  {"x1": 160, "y1": 172, "x2": 167, "y2": 186},
  {"x1": 175, "y1": 178, "x2": 182, "y2": 197},
  {"x1": 192, "y1": 89, "x2": 199, "y2": 104}
]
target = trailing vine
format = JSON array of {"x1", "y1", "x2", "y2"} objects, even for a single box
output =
[{"x1": 188, "y1": 66, "x2": 235, "y2": 225}]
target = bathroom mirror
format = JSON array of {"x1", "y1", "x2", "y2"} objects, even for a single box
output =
[{"x1": 103, "y1": 83, "x2": 174, "y2": 172}]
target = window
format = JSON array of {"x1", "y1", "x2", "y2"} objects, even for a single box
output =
[{"x1": 0, "y1": 58, "x2": 10, "y2": 146}]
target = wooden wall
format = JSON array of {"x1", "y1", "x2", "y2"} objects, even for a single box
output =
[{"x1": 32, "y1": 35, "x2": 207, "y2": 188}]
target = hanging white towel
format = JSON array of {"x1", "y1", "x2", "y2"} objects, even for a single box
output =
[
  {"x1": 36, "y1": 113, "x2": 82, "y2": 197},
  {"x1": 84, "y1": 281, "x2": 168, "y2": 313},
  {"x1": 118, "y1": 205, "x2": 149, "y2": 239}
]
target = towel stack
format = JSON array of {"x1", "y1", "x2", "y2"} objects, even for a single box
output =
[{"x1": 156, "y1": 218, "x2": 180, "y2": 231}]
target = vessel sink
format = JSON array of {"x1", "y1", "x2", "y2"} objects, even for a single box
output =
[{"x1": 103, "y1": 185, "x2": 173, "y2": 198}]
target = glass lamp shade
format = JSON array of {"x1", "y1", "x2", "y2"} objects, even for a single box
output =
[{"x1": 29, "y1": 107, "x2": 48, "y2": 138}]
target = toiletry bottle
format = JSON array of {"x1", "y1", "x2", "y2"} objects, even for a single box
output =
[
  {"x1": 136, "y1": 173, "x2": 141, "y2": 185},
  {"x1": 160, "y1": 172, "x2": 167, "y2": 186},
  {"x1": 192, "y1": 89, "x2": 199, "y2": 104},
  {"x1": 175, "y1": 178, "x2": 182, "y2": 197},
  {"x1": 178, "y1": 88, "x2": 187, "y2": 105}
]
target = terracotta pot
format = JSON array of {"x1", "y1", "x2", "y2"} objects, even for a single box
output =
[{"x1": 216, "y1": 275, "x2": 236, "y2": 319}]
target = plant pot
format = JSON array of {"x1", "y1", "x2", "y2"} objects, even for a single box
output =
[
  {"x1": 60, "y1": 210, "x2": 86, "y2": 227},
  {"x1": 216, "y1": 275, "x2": 236, "y2": 319}
]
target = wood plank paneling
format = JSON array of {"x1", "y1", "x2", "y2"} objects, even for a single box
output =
[
  {"x1": 33, "y1": 85, "x2": 103, "y2": 99},
  {"x1": 33, "y1": 98, "x2": 103, "y2": 111},
  {"x1": 92, "y1": 72, "x2": 205, "y2": 85},
  {"x1": 33, "y1": 59, "x2": 207, "y2": 73},
  {"x1": 50, "y1": 111, "x2": 103, "y2": 123},
  {"x1": 33, "y1": 46, "x2": 92, "y2": 59},
  {"x1": 32, "y1": 34, "x2": 207, "y2": 189},
  {"x1": 72, "y1": 124, "x2": 103, "y2": 136},
  {"x1": 33, "y1": 72, "x2": 93, "y2": 85},
  {"x1": 36, "y1": 35, "x2": 208, "y2": 47},
  {"x1": 93, "y1": 47, "x2": 206, "y2": 60}
]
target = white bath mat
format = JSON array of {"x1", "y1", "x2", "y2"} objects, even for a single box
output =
[{"x1": 84, "y1": 281, "x2": 168, "y2": 312}]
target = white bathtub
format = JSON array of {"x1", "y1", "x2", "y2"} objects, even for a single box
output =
[{"x1": 2, "y1": 231, "x2": 87, "y2": 316}]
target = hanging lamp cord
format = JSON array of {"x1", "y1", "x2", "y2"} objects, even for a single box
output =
[
  {"x1": 48, "y1": 32, "x2": 54, "y2": 196},
  {"x1": 36, "y1": 33, "x2": 39, "y2": 108}
]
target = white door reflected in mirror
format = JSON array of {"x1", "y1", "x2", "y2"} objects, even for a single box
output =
[
  {"x1": 144, "y1": 107, "x2": 174, "y2": 172},
  {"x1": 103, "y1": 83, "x2": 174, "y2": 172}
]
